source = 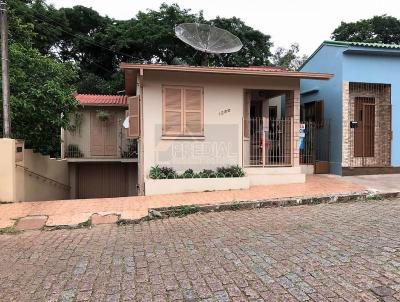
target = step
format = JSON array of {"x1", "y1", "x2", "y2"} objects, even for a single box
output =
[
  {"x1": 248, "y1": 173, "x2": 306, "y2": 186},
  {"x1": 245, "y1": 166, "x2": 302, "y2": 175}
]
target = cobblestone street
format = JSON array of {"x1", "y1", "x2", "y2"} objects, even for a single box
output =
[{"x1": 1, "y1": 199, "x2": 400, "y2": 302}]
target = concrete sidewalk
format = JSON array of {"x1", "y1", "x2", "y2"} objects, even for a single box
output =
[
  {"x1": 343, "y1": 174, "x2": 400, "y2": 193},
  {"x1": 0, "y1": 175, "x2": 367, "y2": 230}
]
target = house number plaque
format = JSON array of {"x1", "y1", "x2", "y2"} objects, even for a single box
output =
[{"x1": 219, "y1": 109, "x2": 231, "y2": 116}]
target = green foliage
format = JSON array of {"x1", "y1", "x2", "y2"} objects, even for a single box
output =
[
  {"x1": 0, "y1": 226, "x2": 20, "y2": 235},
  {"x1": 120, "y1": 139, "x2": 138, "y2": 158},
  {"x1": 149, "y1": 165, "x2": 245, "y2": 179},
  {"x1": 96, "y1": 110, "x2": 110, "y2": 122},
  {"x1": 10, "y1": 1, "x2": 274, "y2": 94},
  {"x1": 271, "y1": 43, "x2": 308, "y2": 70},
  {"x1": 216, "y1": 165, "x2": 246, "y2": 177},
  {"x1": 0, "y1": 43, "x2": 78, "y2": 156},
  {"x1": 332, "y1": 15, "x2": 400, "y2": 44},
  {"x1": 169, "y1": 205, "x2": 200, "y2": 217}
]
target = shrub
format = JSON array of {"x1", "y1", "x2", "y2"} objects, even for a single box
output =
[
  {"x1": 216, "y1": 165, "x2": 245, "y2": 177},
  {"x1": 199, "y1": 169, "x2": 216, "y2": 178},
  {"x1": 148, "y1": 165, "x2": 245, "y2": 179},
  {"x1": 182, "y1": 169, "x2": 196, "y2": 178},
  {"x1": 160, "y1": 167, "x2": 177, "y2": 179},
  {"x1": 149, "y1": 165, "x2": 166, "y2": 179},
  {"x1": 65, "y1": 144, "x2": 83, "y2": 158}
]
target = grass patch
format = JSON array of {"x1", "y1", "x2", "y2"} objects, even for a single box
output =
[
  {"x1": 0, "y1": 226, "x2": 20, "y2": 235},
  {"x1": 77, "y1": 219, "x2": 92, "y2": 228},
  {"x1": 365, "y1": 194, "x2": 385, "y2": 201},
  {"x1": 168, "y1": 205, "x2": 201, "y2": 217}
]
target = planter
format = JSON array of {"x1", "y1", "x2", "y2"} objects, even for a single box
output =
[{"x1": 145, "y1": 176, "x2": 250, "y2": 196}]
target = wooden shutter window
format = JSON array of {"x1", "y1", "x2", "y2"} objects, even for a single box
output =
[
  {"x1": 163, "y1": 86, "x2": 203, "y2": 136},
  {"x1": 128, "y1": 96, "x2": 140, "y2": 138},
  {"x1": 184, "y1": 88, "x2": 203, "y2": 135},
  {"x1": 163, "y1": 87, "x2": 183, "y2": 135}
]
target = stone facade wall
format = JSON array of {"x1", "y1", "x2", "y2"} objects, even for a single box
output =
[
  {"x1": 285, "y1": 90, "x2": 300, "y2": 167},
  {"x1": 342, "y1": 82, "x2": 391, "y2": 168}
]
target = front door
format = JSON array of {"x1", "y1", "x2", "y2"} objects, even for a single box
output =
[
  {"x1": 354, "y1": 97, "x2": 375, "y2": 157},
  {"x1": 90, "y1": 111, "x2": 117, "y2": 156}
]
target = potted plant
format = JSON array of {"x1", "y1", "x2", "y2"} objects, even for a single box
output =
[{"x1": 96, "y1": 110, "x2": 110, "y2": 122}]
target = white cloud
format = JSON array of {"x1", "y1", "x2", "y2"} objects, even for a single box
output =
[{"x1": 48, "y1": 0, "x2": 400, "y2": 56}]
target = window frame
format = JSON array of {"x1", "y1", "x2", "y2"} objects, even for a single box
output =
[{"x1": 162, "y1": 85, "x2": 204, "y2": 137}]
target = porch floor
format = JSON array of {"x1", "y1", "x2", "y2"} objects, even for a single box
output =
[{"x1": 0, "y1": 175, "x2": 367, "y2": 229}]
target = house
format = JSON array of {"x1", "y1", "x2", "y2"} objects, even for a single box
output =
[
  {"x1": 61, "y1": 94, "x2": 138, "y2": 199},
  {"x1": 300, "y1": 41, "x2": 400, "y2": 175},
  {"x1": 121, "y1": 64, "x2": 332, "y2": 195}
]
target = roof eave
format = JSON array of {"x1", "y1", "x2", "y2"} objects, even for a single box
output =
[{"x1": 120, "y1": 63, "x2": 333, "y2": 80}]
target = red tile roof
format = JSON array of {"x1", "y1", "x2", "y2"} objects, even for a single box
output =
[{"x1": 74, "y1": 94, "x2": 128, "y2": 106}]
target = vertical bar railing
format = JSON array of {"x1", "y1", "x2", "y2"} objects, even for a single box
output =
[{"x1": 246, "y1": 118, "x2": 293, "y2": 167}]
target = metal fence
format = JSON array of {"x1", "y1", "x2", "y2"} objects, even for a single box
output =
[
  {"x1": 248, "y1": 117, "x2": 293, "y2": 167},
  {"x1": 300, "y1": 120, "x2": 331, "y2": 165}
]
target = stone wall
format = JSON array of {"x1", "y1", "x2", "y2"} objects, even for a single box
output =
[{"x1": 342, "y1": 82, "x2": 391, "y2": 168}]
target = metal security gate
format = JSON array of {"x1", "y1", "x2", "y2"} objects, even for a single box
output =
[
  {"x1": 300, "y1": 120, "x2": 331, "y2": 165},
  {"x1": 249, "y1": 117, "x2": 293, "y2": 166},
  {"x1": 348, "y1": 83, "x2": 392, "y2": 168}
]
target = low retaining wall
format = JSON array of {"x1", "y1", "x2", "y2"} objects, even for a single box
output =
[
  {"x1": 0, "y1": 139, "x2": 69, "y2": 202},
  {"x1": 145, "y1": 176, "x2": 250, "y2": 196}
]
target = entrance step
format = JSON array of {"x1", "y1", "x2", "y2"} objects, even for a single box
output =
[
  {"x1": 16, "y1": 215, "x2": 48, "y2": 231},
  {"x1": 245, "y1": 166, "x2": 302, "y2": 175},
  {"x1": 244, "y1": 167, "x2": 305, "y2": 186}
]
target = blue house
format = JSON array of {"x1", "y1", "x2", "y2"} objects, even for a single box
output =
[{"x1": 300, "y1": 41, "x2": 400, "y2": 175}]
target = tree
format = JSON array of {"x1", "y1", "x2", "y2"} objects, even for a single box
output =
[
  {"x1": 271, "y1": 43, "x2": 308, "y2": 70},
  {"x1": 332, "y1": 15, "x2": 400, "y2": 44},
  {"x1": 10, "y1": 1, "x2": 274, "y2": 94},
  {"x1": 0, "y1": 43, "x2": 78, "y2": 156}
]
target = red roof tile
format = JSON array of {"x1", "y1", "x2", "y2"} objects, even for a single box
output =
[{"x1": 74, "y1": 94, "x2": 128, "y2": 106}]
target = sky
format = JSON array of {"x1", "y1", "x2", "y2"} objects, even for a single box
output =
[{"x1": 48, "y1": 0, "x2": 400, "y2": 56}]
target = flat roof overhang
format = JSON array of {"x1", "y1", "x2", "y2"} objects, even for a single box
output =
[{"x1": 120, "y1": 63, "x2": 333, "y2": 80}]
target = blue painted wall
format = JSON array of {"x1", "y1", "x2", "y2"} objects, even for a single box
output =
[
  {"x1": 300, "y1": 45, "x2": 345, "y2": 174},
  {"x1": 342, "y1": 52, "x2": 400, "y2": 166},
  {"x1": 301, "y1": 43, "x2": 400, "y2": 174}
]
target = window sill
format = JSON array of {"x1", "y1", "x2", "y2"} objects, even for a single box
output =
[{"x1": 161, "y1": 136, "x2": 205, "y2": 140}]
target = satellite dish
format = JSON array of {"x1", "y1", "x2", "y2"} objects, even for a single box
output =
[{"x1": 175, "y1": 23, "x2": 243, "y2": 65}]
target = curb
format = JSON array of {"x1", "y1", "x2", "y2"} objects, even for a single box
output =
[
  {"x1": 146, "y1": 191, "x2": 400, "y2": 219},
  {"x1": 2, "y1": 191, "x2": 399, "y2": 233}
]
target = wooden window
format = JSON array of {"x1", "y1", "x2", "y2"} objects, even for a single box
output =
[
  {"x1": 163, "y1": 86, "x2": 203, "y2": 136},
  {"x1": 128, "y1": 96, "x2": 140, "y2": 138}
]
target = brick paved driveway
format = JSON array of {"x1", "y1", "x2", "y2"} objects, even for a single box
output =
[{"x1": 1, "y1": 199, "x2": 400, "y2": 302}]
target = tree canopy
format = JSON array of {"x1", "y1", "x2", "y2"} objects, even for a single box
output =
[
  {"x1": 1, "y1": 0, "x2": 78, "y2": 156},
  {"x1": 332, "y1": 15, "x2": 400, "y2": 44},
  {"x1": 10, "y1": 1, "x2": 274, "y2": 94}
]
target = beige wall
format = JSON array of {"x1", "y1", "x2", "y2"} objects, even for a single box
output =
[
  {"x1": 63, "y1": 106, "x2": 127, "y2": 158},
  {"x1": 142, "y1": 70, "x2": 300, "y2": 177},
  {"x1": 0, "y1": 139, "x2": 69, "y2": 202},
  {"x1": 0, "y1": 139, "x2": 17, "y2": 202}
]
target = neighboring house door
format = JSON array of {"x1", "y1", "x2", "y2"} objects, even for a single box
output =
[
  {"x1": 354, "y1": 97, "x2": 375, "y2": 157},
  {"x1": 90, "y1": 112, "x2": 117, "y2": 156}
]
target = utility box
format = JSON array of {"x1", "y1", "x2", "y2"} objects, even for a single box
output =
[{"x1": 15, "y1": 140, "x2": 24, "y2": 162}]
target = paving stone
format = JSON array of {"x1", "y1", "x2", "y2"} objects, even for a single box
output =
[
  {"x1": 15, "y1": 215, "x2": 47, "y2": 230},
  {"x1": 1, "y1": 199, "x2": 400, "y2": 301},
  {"x1": 91, "y1": 214, "x2": 119, "y2": 225}
]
